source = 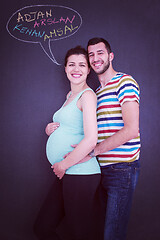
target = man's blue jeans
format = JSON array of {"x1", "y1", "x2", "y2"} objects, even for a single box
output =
[{"x1": 100, "y1": 160, "x2": 140, "y2": 240}]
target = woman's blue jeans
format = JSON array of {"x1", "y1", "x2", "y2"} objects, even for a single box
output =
[{"x1": 100, "y1": 160, "x2": 140, "y2": 240}]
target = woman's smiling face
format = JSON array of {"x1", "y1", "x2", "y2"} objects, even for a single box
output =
[{"x1": 65, "y1": 54, "x2": 90, "y2": 85}]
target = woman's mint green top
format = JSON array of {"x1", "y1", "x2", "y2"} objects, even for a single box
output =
[{"x1": 46, "y1": 88, "x2": 100, "y2": 175}]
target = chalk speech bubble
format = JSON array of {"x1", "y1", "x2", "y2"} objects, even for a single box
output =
[{"x1": 6, "y1": 5, "x2": 82, "y2": 65}]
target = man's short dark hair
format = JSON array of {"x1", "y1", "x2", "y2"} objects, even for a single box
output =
[{"x1": 87, "y1": 38, "x2": 112, "y2": 54}]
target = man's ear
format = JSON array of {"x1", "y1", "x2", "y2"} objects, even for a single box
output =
[{"x1": 109, "y1": 52, "x2": 114, "y2": 61}]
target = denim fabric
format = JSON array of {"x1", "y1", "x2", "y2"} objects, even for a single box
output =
[{"x1": 100, "y1": 160, "x2": 140, "y2": 240}]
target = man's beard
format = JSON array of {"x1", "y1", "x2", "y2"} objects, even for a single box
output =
[{"x1": 97, "y1": 61, "x2": 110, "y2": 75}]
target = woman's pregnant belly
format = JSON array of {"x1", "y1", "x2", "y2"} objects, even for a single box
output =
[
  {"x1": 46, "y1": 126, "x2": 83, "y2": 165},
  {"x1": 46, "y1": 126, "x2": 101, "y2": 175}
]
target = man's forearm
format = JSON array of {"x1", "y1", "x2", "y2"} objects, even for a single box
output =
[{"x1": 94, "y1": 126, "x2": 139, "y2": 156}]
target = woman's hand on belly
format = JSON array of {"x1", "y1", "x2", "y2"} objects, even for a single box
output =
[
  {"x1": 45, "y1": 122, "x2": 60, "y2": 136},
  {"x1": 51, "y1": 161, "x2": 66, "y2": 179}
]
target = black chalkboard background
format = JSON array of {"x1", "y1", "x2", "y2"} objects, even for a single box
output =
[{"x1": 1, "y1": 0, "x2": 160, "y2": 239}]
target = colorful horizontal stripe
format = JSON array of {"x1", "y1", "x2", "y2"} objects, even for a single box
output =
[
  {"x1": 96, "y1": 72, "x2": 141, "y2": 166},
  {"x1": 98, "y1": 123, "x2": 124, "y2": 128}
]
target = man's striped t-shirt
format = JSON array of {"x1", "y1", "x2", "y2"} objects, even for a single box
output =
[{"x1": 96, "y1": 72, "x2": 140, "y2": 166}]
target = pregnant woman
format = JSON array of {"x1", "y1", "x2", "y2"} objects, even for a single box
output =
[{"x1": 34, "y1": 46, "x2": 102, "y2": 240}]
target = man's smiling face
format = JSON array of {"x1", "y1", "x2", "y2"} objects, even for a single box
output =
[{"x1": 88, "y1": 42, "x2": 111, "y2": 75}]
